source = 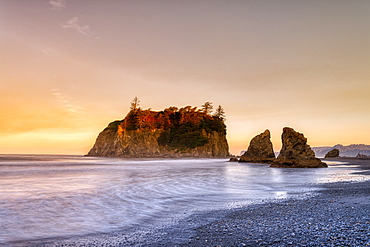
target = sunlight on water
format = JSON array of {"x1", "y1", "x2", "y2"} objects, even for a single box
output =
[
  {"x1": 0, "y1": 155, "x2": 368, "y2": 244},
  {"x1": 274, "y1": 191, "x2": 288, "y2": 199}
]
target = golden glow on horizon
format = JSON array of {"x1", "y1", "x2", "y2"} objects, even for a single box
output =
[{"x1": 1, "y1": 1, "x2": 370, "y2": 155}]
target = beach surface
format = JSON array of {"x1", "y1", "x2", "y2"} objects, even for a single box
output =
[{"x1": 10, "y1": 157, "x2": 369, "y2": 247}]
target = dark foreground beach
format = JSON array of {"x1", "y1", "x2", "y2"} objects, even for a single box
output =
[{"x1": 10, "y1": 158, "x2": 370, "y2": 247}]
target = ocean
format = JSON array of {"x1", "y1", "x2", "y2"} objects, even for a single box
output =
[{"x1": 0, "y1": 154, "x2": 367, "y2": 244}]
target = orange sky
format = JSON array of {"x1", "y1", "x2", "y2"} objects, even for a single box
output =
[{"x1": 1, "y1": 0, "x2": 370, "y2": 155}]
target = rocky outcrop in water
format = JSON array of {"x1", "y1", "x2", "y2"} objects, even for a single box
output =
[
  {"x1": 87, "y1": 105, "x2": 229, "y2": 158},
  {"x1": 271, "y1": 127, "x2": 327, "y2": 168},
  {"x1": 312, "y1": 144, "x2": 370, "y2": 157},
  {"x1": 229, "y1": 157, "x2": 239, "y2": 162},
  {"x1": 239, "y1": 129, "x2": 275, "y2": 163},
  {"x1": 324, "y1": 149, "x2": 340, "y2": 158},
  {"x1": 356, "y1": 153, "x2": 370, "y2": 158}
]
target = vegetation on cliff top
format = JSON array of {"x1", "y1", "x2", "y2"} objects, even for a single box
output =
[{"x1": 106, "y1": 98, "x2": 227, "y2": 150}]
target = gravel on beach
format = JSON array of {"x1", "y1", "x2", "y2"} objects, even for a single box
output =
[
  {"x1": 12, "y1": 159, "x2": 370, "y2": 247},
  {"x1": 184, "y1": 181, "x2": 370, "y2": 247}
]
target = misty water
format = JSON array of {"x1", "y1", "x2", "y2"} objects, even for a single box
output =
[{"x1": 0, "y1": 155, "x2": 368, "y2": 244}]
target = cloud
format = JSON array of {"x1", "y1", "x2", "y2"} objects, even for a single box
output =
[
  {"x1": 49, "y1": 0, "x2": 66, "y2": 9},
  {"x1": 41, "y1": 48, "x2": 56, "y2": 56},
  {"x1": 51, "y1": 89, "x2": 84, "y2": 114},
  {"x1": 61, "y1": 17, "x2": 94, "y2": 37}
]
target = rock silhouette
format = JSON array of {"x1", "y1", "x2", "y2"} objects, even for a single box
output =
[
  {"x1": 271, "y1": 127, "x2": 327, "y2": 168},
  {"x1": 324, "y1": 149, "x2": 340, "y2": 158},
  {"x1": 239, "y1": 129, "x2": 275, "y2": 163},
  {"x1": 229, "y1": 157, "x2": 239, "y2": 162}
]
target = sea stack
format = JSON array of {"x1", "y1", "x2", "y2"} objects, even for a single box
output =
[
  {"x1": 87, "y1": 104, "x2": 229, "y2": 158},
  {"x1": 271, "y1": 127, "x2": 327, "y2": 168},
  {"x1": 324, "y1": 148, "x2": 340, "y2": 158},
  {"x1": 239, "y1": 129, "x2": 275, "y2": 163}
]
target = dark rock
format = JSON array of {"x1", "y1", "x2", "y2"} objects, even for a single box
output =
[
  {"x1": 229, "y1": 157, "x2": 239, "y2": 162},
  {"x1": 312, "y1": 144, "x2": 370, "y2": 157},
  {"x1": 356, "y1": 153, "x2": 369, "y2": 158},
  {"x1": 325, "y1": 149, "x2": 340, "y2": 158},
  {"x1": 271, "y1": 127, "x2": 327, "y2": 168},
  {"x1": 239, "y1": 129, "x2": 275, "y2": 163}
]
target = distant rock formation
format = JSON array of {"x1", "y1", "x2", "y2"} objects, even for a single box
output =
[
  {"x1": 324, "y1": 149, "x2": 340, "y2": 158},
  {"x1": 239, "y1": 129, "x2": 275, "y2": 163},
  {"x1": 312, "y1": 144, "x2": 370, "y2": 157},
  {"x1": 229, "y1": 157, "x2": 239, "y2": 162},
  {"x1": 87, "y1": 104, "x2": 229, "y2": 158},
  {"x1": 356, "y1": 153, "x2": 370, "y2": 158},
  {"x1": 271, "y1": 127, "x2": 327, "y2": 168}
]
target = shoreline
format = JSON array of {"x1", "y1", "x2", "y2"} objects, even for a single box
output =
[
  {"x1": 325, "y1": 156, "x2": 370, "y2": 162},
  {"x1": 7, "y1": 158, "x2": 370, "y2": 247}
]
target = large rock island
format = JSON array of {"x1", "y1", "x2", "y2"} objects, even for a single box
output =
[{"x1": 87, "y1": 103, "x2": 229, "y2": 158}]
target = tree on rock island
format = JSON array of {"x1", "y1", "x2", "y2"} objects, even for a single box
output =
[
  {"x1": 87, "y1": 99, "x2": 229, "y2": 158},
  {"x1": 130, "y1": 96, "x2": 140, "y2": 110},
  {"x1": 201, "y1": 102, "x2": 213, "y2": 115},
  {"x1": 213, "y1": 105, "x2": 226, "y2": 120}
]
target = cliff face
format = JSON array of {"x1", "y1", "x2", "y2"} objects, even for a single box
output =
[
  {"x1": 87, "y1": 128, "x2": 229, "y2": 158},
  {"x1": 87, "y1": 105, "x2": 229, "y2": 158}
]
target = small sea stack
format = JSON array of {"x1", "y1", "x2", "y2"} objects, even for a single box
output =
[
  {"x1": 229, "y1": 157, "x2": 239, "y2": 162},
  {"x1": 271, "y1": 127, "x2": 327, "y2": 168},
  {"x1": 239, "y1": 129, "x2": 275, "y2": 163},
  {"x1": 324, "y1": 148, "x2": 340, "y2": 158}
]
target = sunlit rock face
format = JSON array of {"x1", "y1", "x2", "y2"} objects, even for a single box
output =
[
  {"x1": 324, "y1": 148, "x2": 340, "y2": 158},
  {"x1": 271, "y1": 127, "x2": 327, "y2": 168},
  {"x1": 87, "y1": 128, "x2": 229, "y2": 158},
  {"x1": 87, "y1": 106, "x2": 229, "y2": 158},
  {"x1": 239, "y1": 129, "x2": 275, "y2": 163}
]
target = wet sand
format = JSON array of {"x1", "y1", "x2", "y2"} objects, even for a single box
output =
[{"x1": 10, "y1": 158, "x2": 370, "y2": 247}]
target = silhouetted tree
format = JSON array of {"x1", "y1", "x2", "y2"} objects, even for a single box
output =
[
  {"x1": 130, "y1": 97, "x2": 140, "y2": 110},
  {"x1": 213, "y1": 105, "x2": 225, "y2": 120},
  {"x1": 201, "y1": 102, "x2": 213, "y2": 115}
]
